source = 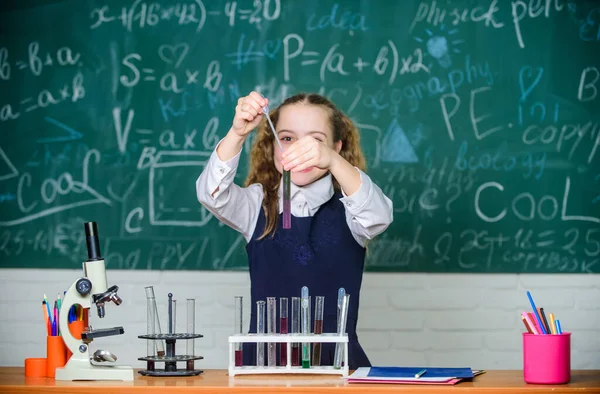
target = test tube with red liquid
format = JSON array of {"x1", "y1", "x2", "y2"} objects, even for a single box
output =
[
  {"x1": 279, "y1": 297, "x2": 288, "y2": 366},
  {"x1": 312, "y1": 296, "x2": 324, "y2": 366},
  {"x1": 234, "y1": 296, "x2": 243, "y2": 366}
]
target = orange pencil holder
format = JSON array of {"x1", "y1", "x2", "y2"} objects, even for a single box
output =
[
  {"x1": 24, "y1": 357, "x2": 47, "y2": 378},
  {"x1": 66, "y1": 320, "x2": 85, "y2": 359},
  {"x1": 46, "y1": 335, "x2": 67, "y2": 378}
]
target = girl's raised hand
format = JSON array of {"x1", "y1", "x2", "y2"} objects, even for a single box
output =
[
  {"x1": 281, "y1": 136, "x2": 338, "y2": 172},
  {"x1": 231, "y1": 91, "x2": 268, "y2": 137}
]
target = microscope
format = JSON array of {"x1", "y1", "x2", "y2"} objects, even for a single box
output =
[{"x1": 55, "y1": 222, "x2": 134, "y2": 381}]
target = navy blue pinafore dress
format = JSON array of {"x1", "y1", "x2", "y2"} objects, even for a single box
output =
[{"x1": 243, "y1": 193, "x2": 371, "y2": 370}]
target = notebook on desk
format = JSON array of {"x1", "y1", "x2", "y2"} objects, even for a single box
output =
[{"x1": 347, "y1": 367, "x2": 480, "y2": 385}]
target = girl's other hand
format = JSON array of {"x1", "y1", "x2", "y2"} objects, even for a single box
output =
[
  {"x1": 231, "y1": 91, "x2": 268, "y2": 137},
  {"x1": 281, "y1": 136, "x2": 337, "y2": 172}
]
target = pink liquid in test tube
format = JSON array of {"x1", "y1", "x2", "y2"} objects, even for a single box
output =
[{"x1": 279, "y1": 298, "x2": 288, "y2": 366}]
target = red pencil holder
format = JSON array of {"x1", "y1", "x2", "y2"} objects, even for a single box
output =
[{"x1": 523, "y1": 332, "x2": 571, "y2": 384}]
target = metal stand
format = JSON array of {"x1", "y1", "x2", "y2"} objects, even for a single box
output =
[
  {"x1": 228, "y1": 333, "x2": 349, "y2": 377},
  {"x1": 137, "y1": 333, "x2": 204, "y2": 376}
]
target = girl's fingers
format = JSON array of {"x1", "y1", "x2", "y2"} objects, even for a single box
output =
[
  {"x1": 282, "y1": 141, "x2": 313, "y2": 164},
  {"x1": 284, "y1": 150, "x2": 316, "y2": 171},
  {"x1": 241, "y1": 103, "x2": 258, "y2": 117},
  {"x1": 243, "y1": 98, "x2": 263, "y2": 114},
  {"x1": 239, "y1": 110, "x2": 254, "y2": 121},
  {"x1": 290, "y1": 156, "x2": 318, "y2": 172},
  {"x1": 248, "y1": 91, "x2": 267, "y2": 107},
  {"x1": 281, "y1": 138, "x2": 306, "y2": 159}
]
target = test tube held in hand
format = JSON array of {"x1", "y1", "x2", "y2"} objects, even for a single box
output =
[
  {"x1": 301, "y1": 287, "x2": 310, "y2": 368},
  {"x1": 333, "y1": 294, "x2": 350, "y2": 369},
  {"x1": 279, "y1": 298, "x2": 288, "y2": 366},
  {"x1": 262, "y1": 100, "x2": 291, "y2": 230},
  {"x1": 186, "y1": 299, "x2": 195, "y2": 356},
  {"x1": 234, "y1": 296, "x2": 243, "y2": 366},
  {"x1": 291, "y1": 297, "x2": 300, "y2": 366},
  {"x1": 312, "y1": 296, "x2": 325, "y2": 366},
  {"x1": 145, "y1": 286, "x2": 165, "y2": 357},
  {"x1": 267, "y1": 297, "x2": 277, "y2": 367},
  {"x1": 257, "y1": 300, "x2": 266, "y2": 367},
  {"x1": 283, "y1": 171, "x2": 291, "y2": 229}
]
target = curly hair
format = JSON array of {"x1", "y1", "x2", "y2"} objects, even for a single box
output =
[{"x1": 245, "y1": 93, "x2": 366, "y2": 240}]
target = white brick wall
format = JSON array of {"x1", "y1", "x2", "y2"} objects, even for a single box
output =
[{"x1": 0, "y1": 269, "x2": 599, "y2": 370}]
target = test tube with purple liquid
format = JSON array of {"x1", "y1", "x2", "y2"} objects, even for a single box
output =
[{"x1": 262, "y1": 101, "x2": 291, "y2": 229}]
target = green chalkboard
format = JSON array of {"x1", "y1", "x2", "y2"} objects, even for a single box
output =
[{"x1": 0, "y1": 0, "x2": 599, "y2": 273}]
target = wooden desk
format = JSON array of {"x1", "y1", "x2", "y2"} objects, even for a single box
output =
[{"x1": 1, "y1": 368, "x2": 599, "y2": 393}]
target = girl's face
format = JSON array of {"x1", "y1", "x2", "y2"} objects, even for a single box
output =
[{"x1": 273, "y1": 103, "x2": 341, "y2": 186}]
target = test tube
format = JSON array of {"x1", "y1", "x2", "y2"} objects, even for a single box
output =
[
  {"x1": 301, "y1": 286, "x2": 310, "y2": 368},
  {"x1": 333, "y1": 293, "x2": 350, "y2": 369},
  {"x1": 283, "y1": 171, "x2": 291, "y2": 229},
  {"x1": 257, "y1": 300, "x2": 266, "y2": 367},
  {"x1": 144, "y1": 286, "x2": 165, "y2": 357},
  {"x1": 146, "y1": 292, "x2": 156, "y2": 361},
  {"x1": 234, "y1": 296, "x2": 243, "y2": 366},
  {"x1": 291, "y1": 297, "x2": 300, "y2": 366},
  {"x1": 168, "y1": 293, "x2": 174, "y2": 335},
  {"x1": 186, "y1": 299, "x2": 195, "y2": 354},
  {"x1": 312, "y1": 296, "x2": 325, "y2": 366},
  {"x1": 263, "y1": 103, "x2": 291, "y2": 230},
  {"x1": 172, "y1": 300, "x2": 177, "y2": 334},
  {"x1": 279, "y1": 297, "x2": 288, "y2": 366},
  {"x1": 335, "y1": 288, "x2": 345, "y2": 365},
  {"x1": 267, "y1": 297, "x2": 276, "y2": 367}
]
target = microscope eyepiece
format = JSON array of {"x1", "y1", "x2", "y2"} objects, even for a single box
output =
[{"x1": 84, "y1": 222, "x2": 102, "y2": 261}]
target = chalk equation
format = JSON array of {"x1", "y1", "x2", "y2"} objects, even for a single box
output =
[{"x1": 0, "y1": 0, "x2": 598, "y2": 273}]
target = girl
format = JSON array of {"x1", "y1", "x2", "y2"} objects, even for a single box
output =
[{"x1": 196, "y1": 91, "x2": 393, "y2": 369}]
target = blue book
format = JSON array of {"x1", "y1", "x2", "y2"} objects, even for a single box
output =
[{"x1": 368, "y1": 367, "x2": 474, "y2": 379}]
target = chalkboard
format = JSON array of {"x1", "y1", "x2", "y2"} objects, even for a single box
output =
[{"x1": 0, "y1": 0, "x2": 598, "y2": 273}]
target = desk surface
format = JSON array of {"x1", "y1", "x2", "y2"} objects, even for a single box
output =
[{"x1": 1, "y1": 368, "x2": 599, "y2": 393}]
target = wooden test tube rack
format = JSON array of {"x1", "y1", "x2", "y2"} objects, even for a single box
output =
[{"x1": 228, "y1": 333, "x2": 349, "y2": 377}]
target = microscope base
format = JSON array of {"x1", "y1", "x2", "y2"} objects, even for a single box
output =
[{"x1": 55, "y1": 357, "x2": 134, "y2": 381}]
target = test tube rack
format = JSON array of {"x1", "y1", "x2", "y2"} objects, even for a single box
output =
[
  {"x1": 228, "y1": 333, "x2": 349, "y2": 377},
  {"x1": 137, "y1": 333, "x2": 204, "y2": 376}
]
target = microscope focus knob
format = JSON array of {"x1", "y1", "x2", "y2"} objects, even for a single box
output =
[{"x1": 76, "y1": 278, "x2": 92, "y2": 296}]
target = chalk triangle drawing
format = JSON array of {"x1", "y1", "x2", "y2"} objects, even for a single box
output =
[
  {"x1": 0, "y1": 146, "x2": 19, "y2": 181},
  {"x1": 36, "y1": 117, "x2": 83, "y2": 143},
  {"x1": 381, "y1": 119, "x2": 419, "y2": 163}
]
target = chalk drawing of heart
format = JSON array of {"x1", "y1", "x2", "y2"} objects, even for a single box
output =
[
  {"x1": 263, "y1": 40, "x2": 282, "y2": 59},
  {"x1": 158, "y1": 43, "x2": 190, "y2": 68}
]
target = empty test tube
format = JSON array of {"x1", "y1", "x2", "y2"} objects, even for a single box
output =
[
  {"x1": 267, "y1": 297, "x2": 276, "y2": 367},
  {"x1": 144, "y1": 286, "x2": 165, "y2": 358},
  {"x1": 333, "y1": 293, "x2": 350, "y2": 369},
  {"x1": 186, "y1": 299, "x2": 195, "y2": 355},
  {"x1": 234, "y1": 296, "x2": 243, "y2": 366},
  {"x1": 186, "y1": 299, "x2": 195, "y2": 370},
  {"x1": 257, "y1": 300, "x2": 266, "y2": 367},
  {"x1": 146, "y1": 292, "x2": 156, "y2": 359},
  {"x1": 279, "y1": 297, "x2": 288, "y2": 366},
  {"x1": 312, "y1": 296, "x2": 325, "y2": 366},
  {"x1": 291, "y1": 297, "x2": 300, "y2": 366}
]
